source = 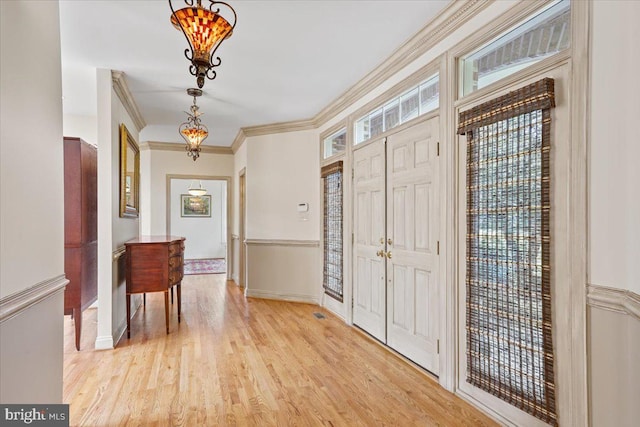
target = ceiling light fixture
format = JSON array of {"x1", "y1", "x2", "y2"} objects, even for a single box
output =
[
  {"x1": 169, "y1": 0, "x2": 237, "y2": 89},
  {"x1": 188, "y1": 180, "x2": 207, "y2": 196},
  {"x1": 180, "y1": 88, "x2": 208, "y2": 161}
]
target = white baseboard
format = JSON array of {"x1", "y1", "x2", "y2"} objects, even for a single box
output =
[
  {"x1": 113, "y1": 318, "x2": 128, "y2": 347},
  {"x1": 322, "y1": 298, "x2": 346, "y2": 321},
  {"x1": 245, "y1": 289, "x2": 319, "y2": 305},
  {"x1": 94, "y1": 335, "x2": 114, "y2": 350}
]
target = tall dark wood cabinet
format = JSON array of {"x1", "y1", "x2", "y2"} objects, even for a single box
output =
[{"x1": 64, "y1": 137, "x2": 98, "y2": 350}]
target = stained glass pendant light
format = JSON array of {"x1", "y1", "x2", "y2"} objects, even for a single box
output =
[
  {"x1": 169, "y1": 0, "x2": 237, "y2": 89},
  {"x1": 180, "y1": 88, "x2": 208, "y2": 161}
]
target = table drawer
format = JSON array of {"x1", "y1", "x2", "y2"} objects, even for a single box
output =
[{"x1": 169, "y1": 254, "x2": 182, "y2": 269}]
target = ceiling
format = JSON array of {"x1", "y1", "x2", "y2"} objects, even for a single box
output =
[{"x1": 59, "y1": 0, "x2": 450, "y2": 146}]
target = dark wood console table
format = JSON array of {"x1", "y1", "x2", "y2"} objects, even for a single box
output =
[{"x1": 124, "y1": 235, "x2": 185, "y2": 338}]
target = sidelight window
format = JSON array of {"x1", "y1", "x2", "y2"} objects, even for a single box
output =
[
  {"x1": 458, "y1": 78, "x2": 557, "y2": 425},
  {"x1": 321, "y1": 161, "x2": 344, "y2": 302}
]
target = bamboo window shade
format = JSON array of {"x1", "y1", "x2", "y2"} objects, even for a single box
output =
[
  {"x1": 458, "y1": 78, "x2": 557, "y2": 425},
  {"x1": 321, "y1": 161, "x2": 344, "y2": 302}
]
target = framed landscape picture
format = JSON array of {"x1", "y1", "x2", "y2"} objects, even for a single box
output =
[{"x1": 181, "y1": 194, "x2": 211, "y2": 217}]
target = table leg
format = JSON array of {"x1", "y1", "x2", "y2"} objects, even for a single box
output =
[
  {"x1": 177, "y1": 283, "x2": 182, "y2": 323},
  {"x1": 126, "y1": 293, "x2": 131, "y2": 339},
  {"x1": 164, "y1": 290, "x2": 170, "y2": 334},
  {"x1": 73, "y1": 307, "x2": 81, "y2": 351}
]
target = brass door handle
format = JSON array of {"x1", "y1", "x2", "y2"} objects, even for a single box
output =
[
  {"x1": 387, "y1": 238, "x2": 393, "y2": 245},
  {"x1": 386, "y1": 251, "x2": 392, "y2": 259},
  {"x1": 379, "y1": 238, "x2": 385, "y2": 245},
  {"x1": 376, "y1": 250, "x2": 384, "y2": 257}
]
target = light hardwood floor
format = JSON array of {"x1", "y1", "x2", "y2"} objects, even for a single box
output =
[{"x1": 64, "y1": 274, "x2": 497, "y2": 426}]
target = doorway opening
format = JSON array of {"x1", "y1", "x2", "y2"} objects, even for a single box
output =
[{"x1": 167, "y1": 175, "x2": 231, "y2": 279}]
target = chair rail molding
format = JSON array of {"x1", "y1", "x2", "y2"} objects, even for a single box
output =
[
  {"x1": 112, "y1": 246, "x2": 126, "y2": 261},
  {"x1": 587, "y1": 284, "x2": 640, "y2": 321},
  {"x1": 0, "y1": 275, "x2": 69, "y2": 323},
  {"x1": 245, "y1": 239, "x2": 320, "y2": 247}
]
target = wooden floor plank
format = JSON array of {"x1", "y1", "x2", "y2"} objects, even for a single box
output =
[{"x1": 63, "y1": 274, "x2": 496, "y2": 426}]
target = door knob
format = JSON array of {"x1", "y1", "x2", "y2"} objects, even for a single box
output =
[
  {"x1": 387, "y1": 238, "x2": 393, "y2": 245},
  {"x1": 386, "y1": 251, "x2": 392, "y2": 259},
  {"x1": 376, "y1": 250, "x2": 384, "y2": 257},
  {"x1": 379, "y1": 238, "x2": 385, "y2": 245}
]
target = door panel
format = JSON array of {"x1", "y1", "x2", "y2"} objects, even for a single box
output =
[
  {"x1": 386, "y1": 117, "x2": 440, "y2": 374},
  {"x1": 352, "y1": 139, "x2": 387, "y2": 342}
]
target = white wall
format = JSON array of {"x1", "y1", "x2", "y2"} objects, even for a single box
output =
[
  {"x1": 95, "y1": 69, "x2": 141, "y2": 349},
  {"x1": 0, "y1": 0, "x2": 65, "y2": 403},
  {"x1": 589, "y1": 0, "x2": 640, "y2": 295},
  {"x1": 63, "y1": 113, "x2": 97, "y2": 146},
  {"x1": 170, "y1": 179, "x2": 227, "y2": 259},
  {"x1": 588, "y1": 4, "x2": 640, "y2": 427},
  {"x1": 0, "y1": 0, "x2": 65, "y2": 300},
  {"x1": 110, "y1": 86, "x2": 140, "y2": 340},
  {"x1": 245, "y1": 129, "x2": 320, "y2": 240}
]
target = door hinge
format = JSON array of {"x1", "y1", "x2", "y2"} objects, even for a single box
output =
[
  {"x1": 437, "y1": 339, "x2": 440, "y2": 354},
  {"x1": 437, "y1": 241, "x2": 440, "y2": 255},
  {"x1": 437, "y1": 142, "x2": 440, "y2": 156}
]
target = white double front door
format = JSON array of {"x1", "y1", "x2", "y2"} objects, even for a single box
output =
[{"x1": 352, "y1": 117, "x2": 440, "y2": 374}]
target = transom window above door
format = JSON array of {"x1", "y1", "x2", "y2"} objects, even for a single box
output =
[
  {"x1": 323, "y1": 128, "x2": 347, "y2": 159},
  {"x1": 354, "y1": 73, "x2": 439, "y2": 145},
  {"x1": 459, "y1": 0, "x2": 570, "y2": 97}
]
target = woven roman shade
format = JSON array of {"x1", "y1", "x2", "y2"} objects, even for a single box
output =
[
  {"x1": 321, "y1": 161, "x2": 344, "y2": 302},
  {"x1": 458, "y1": 78, "x2": 556, "y2": 425}
]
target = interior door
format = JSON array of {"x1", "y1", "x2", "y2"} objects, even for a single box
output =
[
  {"x1": 386, "y1": 117, "x2": 440, "y2": 373},
  {"x1": 352, "y1": 138, "x2": 387, "y2": 342}
]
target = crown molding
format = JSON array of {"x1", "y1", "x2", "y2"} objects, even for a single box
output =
[
  {"x1": 231, "y1": 0, "x2": 492, "y2": 144},
  {"x1": 313, "y1": 0, "x2": 492, "y2": 126},
  {"x1": 142, "y1": 141, "x2": 233, "y2": 155},
  {"x1": 242, "y1": 118, "x2": 317, "y2": 137},
  {"x1": 231, "y1": 129, "x2": 246, "y2": 154},
  {"x1": 111, "y1": 70, "x2": 146, "y2": 133}
]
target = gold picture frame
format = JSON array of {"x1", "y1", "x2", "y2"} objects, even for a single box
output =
[{"x1": 120, "y1": 124, "x2": 140, "y2": 218}]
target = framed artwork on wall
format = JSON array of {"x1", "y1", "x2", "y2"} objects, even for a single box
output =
[{"x1": 181, "y1": 194, "x2": 211, "y2": 217}]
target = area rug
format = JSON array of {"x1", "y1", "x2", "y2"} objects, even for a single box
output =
[{"x1": 184, "y1": 258, "x2": 226, "y2": 275}]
